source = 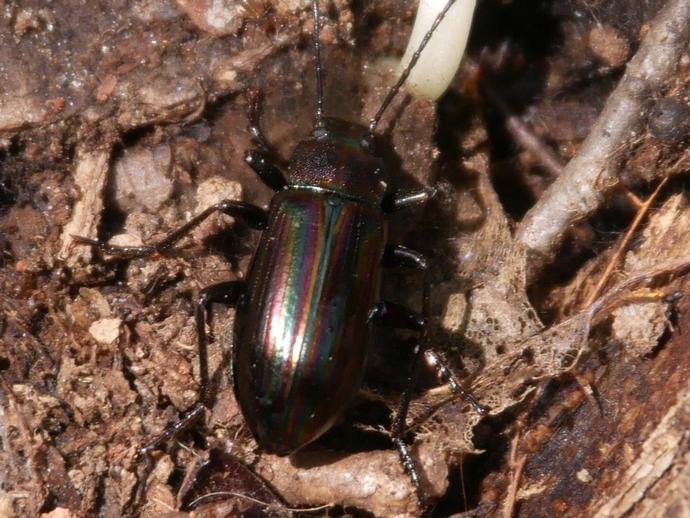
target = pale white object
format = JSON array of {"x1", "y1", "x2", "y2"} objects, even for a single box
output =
[{"x1": 399, "y1": 0, "x2": 477, "y2": 100}]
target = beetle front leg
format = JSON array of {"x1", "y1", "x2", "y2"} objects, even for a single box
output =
[
  {"x1": 73, "y1": 201, "x2": 267, "y2": 259},
  {"x1": 245, "y1": 89, "x2": 288, "y2": 191},
  {"x1": 132, "y1": 281, "x2": 245, "y2": 510},
  {"x1": 245, "y1": 150, "x2": 288, "y2": 191}
]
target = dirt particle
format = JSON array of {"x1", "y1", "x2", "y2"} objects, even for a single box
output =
[
  {"x1": 175, "y1": 0, "x2": 247, "y2": 36},
  {"x1": 95, "y1": 75, "x2": 118, "y2": 103},
  {"x1": 577, "y1": 469, "x2": 594, "y2": 484},
  {"x1": 588, "y1": 25, "x2": 630, "y2": 67},
  {"x1": 40, "y1": 507, "x2": 75, "y2": 518},
  {"x1": 113, "y1": 144, "x2": 174, "y2": 213},
  {"x1": 192, "y1": 176, "x2": 242, "y2": 241},
  {"x1": 88, "y1": 317, "x2": 122, "y2": 345}
]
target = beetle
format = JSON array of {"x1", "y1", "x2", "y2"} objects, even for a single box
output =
[{"x1": 74, "y1": 0, "x2": 483, "y2": 504}]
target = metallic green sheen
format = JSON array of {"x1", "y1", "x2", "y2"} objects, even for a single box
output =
[{"x1": 233, "y1": 188, "x2": 386, "y2": 455}]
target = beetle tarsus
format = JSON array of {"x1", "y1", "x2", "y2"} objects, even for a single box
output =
[
  {"x1": 127, "y1": 445, "x2": 155, "y2": 514},
  {"x1": 71, "y1": 234, "x2": 156, "y2": 258},
  {"x1": 391, "y1": 334, "x2": 429, "y2": 506},
  {"x1": 130, "y1": 402, "x2": 206, "y2": 512},
  {"x1": 137, "y1": 402, "x2": 207, "y2": 460},
  {"x1": 393, "y1": 436, "x2": 428, "y2": 507}
]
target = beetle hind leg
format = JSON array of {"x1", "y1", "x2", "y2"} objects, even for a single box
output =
[
  {"x1": 375, "y1": 245, "x2": 486, "y2": 504},
  {"x1": 130, "y1": 281, "x2": 245, "y2": 511},
  {"x1": 372, "y1": 303, "x2": 485, "y2": 505},
  {"x1": 392, "y1": 341, "x2": 430, "y2": 505},
  {"x1": 370, "y1": 301, "x2": 429, "y2": 502}
]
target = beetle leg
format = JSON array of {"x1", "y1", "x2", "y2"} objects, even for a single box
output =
[
  {"x1": 245, "y1": 89, "x2": 288, "y2": 191},
  {"x1": 368, "y1": 300, "x2": 426, "y2": 330},
  {"x1": 380, "y1": 248, "x2": 484, "y2": 410},
  {"x1": 369, "y1": 301, "x2": 427, "y2": 501},
  {"x1": 372, "y1": 277, "x2": 485, "y2": 505},
  {"x1": 392, "y1": 341, "x2": 428, "y2": 505},
  {"x1": 382, "y1": 244, "x2": 429, "y2": 270},
  {"x1": 72, "y1": 201, "x2": 267, "y2": 259},
  {"x1": 245, "y1": 150, "x2": 288, "y2": 191},
  {"x1": 423, "y1": 349, "x2": 487, "y2": 415},
  {"x1": 382, "y1": 186, "x2": 436, "y2": 213},
  {"x1": 195, "y1": 281, "x2": 245, "y2": 402},
  {"x1": 137, "y1": 281, "x2": 245, "y2": 454},
  {"x1": 132, "y1": 281, "x2": 245, "y2": 510}
]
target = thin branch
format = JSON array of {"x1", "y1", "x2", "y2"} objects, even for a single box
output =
[
  {"x1": 582, "y1": 177, "x2": 668, "y2": 308},
  {"x1": 484, "y1": 84, "x2": 565, "y2": 178},
  {"x1": 516, "y1": 0, "x2": 690, "y2": 259},
  {"x1": 503, "y1": 430, "x2": 526, "y2": 518}
]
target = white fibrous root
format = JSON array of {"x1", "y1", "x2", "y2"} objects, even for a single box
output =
[{"x1": 399, "y1": 0, "x2": 477, "y2": 101}]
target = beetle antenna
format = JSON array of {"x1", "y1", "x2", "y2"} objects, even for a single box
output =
[
  {"x1": 368, "y1": 0, "x2": 457, "y2": 135},
  {"x1": 312, "y1": 0, "x2": 325, "y2": 130}
]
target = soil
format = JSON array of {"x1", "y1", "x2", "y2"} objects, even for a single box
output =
[{"x1": 1, "y1": 1, "x2": 689, "y2": 517}]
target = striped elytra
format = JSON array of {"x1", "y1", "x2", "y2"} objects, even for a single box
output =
[{"x1": 234, "y1": 186, "x2": 387, "y2": 455}]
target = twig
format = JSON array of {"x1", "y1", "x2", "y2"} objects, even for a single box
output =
[
  {"x1": 57, "y1": 146, "x2": 112, "y2": 267},
  {"x1": 484, "y1": 84, "x2": 565, "y2": 178},
  {"x1": 582, "y1": 177, "x2": 668, "y2": 307},
  {"x1": 516, "y1": 0, "x2": 690, "y2": 259},
  {"x1": 460, "y1": 454, "x2": 468, "y2": 512},
  {"x1": 574, "y1": 373, "x2": 602, "y2": 413},
  {"x1": 503, "y1": 430, "x2": 526, "y2": 518}
]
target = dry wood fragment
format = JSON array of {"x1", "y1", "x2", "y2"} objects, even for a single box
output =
[
  {"x1": 254, "y1": 441, "x2": 450, "y2": 518},
  {"x1": 503, "y1": 431, "x2": 527, "y2": 518},
  {"x1": 57, "y1": 147, "x2": 111, "y2": 267}
]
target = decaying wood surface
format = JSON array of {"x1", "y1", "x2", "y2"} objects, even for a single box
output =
[{"x1": 1, "y1": 1, "x2": 689, "y2": 517}]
